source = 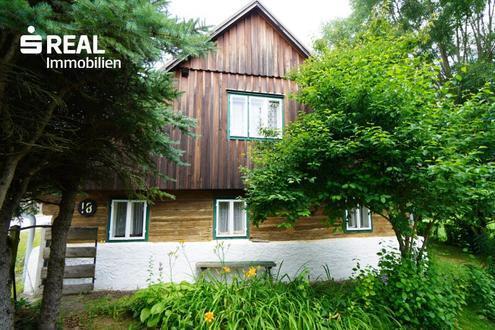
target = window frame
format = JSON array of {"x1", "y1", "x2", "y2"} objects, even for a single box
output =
[
  {"x1": 213, "y1": 198, "x2": 249, "y2": 239},
  {"x1": 227, "y1": 90, "x2": 284, "y2": 140},
  {"x1": 107, "y1": 199, "x2": 149, "y2": 242},
  {"x1": 344, "y1": 206, "x2": 373, "y2": 232}
]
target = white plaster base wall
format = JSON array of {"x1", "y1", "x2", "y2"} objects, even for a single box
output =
[
  {"x1": 90, "y1": 237, "x2": 397, "y2": 291},
  {"x1": 23, "y1": 246, "x2": 41, "y2": 295}
]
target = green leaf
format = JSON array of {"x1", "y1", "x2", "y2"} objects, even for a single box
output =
[{"x1": 140, "y1": 308, "x2": 151, "y2": 322}]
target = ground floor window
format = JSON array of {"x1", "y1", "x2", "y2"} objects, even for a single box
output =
[
  {"x1": 108, "y1": 200, "x2": 148, "y2": 241},
  {"x1": 345, "y1": 206, "x2": 372, "y2": 231},
  {"x1": 215, "y1": 199, "x2": 248, "y2": 238}
]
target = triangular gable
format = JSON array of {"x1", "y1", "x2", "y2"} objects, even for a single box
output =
[{"x1": 165, "y1": 0, "x2": 310, "y2": 72}]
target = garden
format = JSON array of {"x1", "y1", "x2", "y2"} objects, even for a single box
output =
[{"x1": 13, "y1": 240, "x2": 495, "y2": 329}]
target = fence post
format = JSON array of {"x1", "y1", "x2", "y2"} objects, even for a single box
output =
[{"x1": 9, "y1": 225, "x2": 21, "y2": 303}]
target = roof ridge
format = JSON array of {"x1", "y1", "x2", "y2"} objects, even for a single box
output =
[{"x1": 164, "y1": 0, "x2": 310, "y2": 71}]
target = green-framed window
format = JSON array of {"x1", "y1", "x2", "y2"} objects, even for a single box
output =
[
  {"x1": 214, "y1": 199, "x2": 248, "y2": 239},
  {"x1": 345, "y1": 206, "x2": 372, "y2": 232},
  {"x1": 108, "y1": 199, "x2": 148, "y2": 241},
  {"x1": 228, "y1": 91, "x2": 283, "y2": 139}
]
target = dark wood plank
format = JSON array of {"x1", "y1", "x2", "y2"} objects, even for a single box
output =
[
  {"x1": 45, "y1": 227, "x2": 98, "y2": 242},
  {"x1": 41, "y1": 264, "x2": 95, "y2": 279},
  {"x1": 196, "y1": 261, "x2": 276, "y2": 269},
  {"x1": 63, "y1": 283, "x2": 94, "y2": 295},
  {"x1": 43, "y1": 246, "x2": 96, "y2": 259}
]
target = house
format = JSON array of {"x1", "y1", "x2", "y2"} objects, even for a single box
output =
[{"x1": 38, "y1": 1, "x2": 397, "y2": 291}]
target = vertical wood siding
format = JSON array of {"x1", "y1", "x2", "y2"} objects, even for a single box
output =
[{"x1": 156, "y1": 10, "x2": 307, "y2": 190}]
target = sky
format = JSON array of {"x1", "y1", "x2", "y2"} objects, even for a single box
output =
[{"x1": 168, "y1": 0, "x2": 352, "y2": 50}]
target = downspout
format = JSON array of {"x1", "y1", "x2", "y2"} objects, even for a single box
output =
[{"x1": 22, "y1": 213, "x2": 36, "y2": 284}]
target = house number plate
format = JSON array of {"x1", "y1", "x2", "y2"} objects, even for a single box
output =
[{"x1": 78, "y1": 199, "x2": 97, "y2": 217}]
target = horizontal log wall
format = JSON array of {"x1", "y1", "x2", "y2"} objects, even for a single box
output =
[{"x1": 42, "y1": 191, "x2": 395, "y2": 242}]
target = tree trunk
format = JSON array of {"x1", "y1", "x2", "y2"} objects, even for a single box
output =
[
  {"x1": 0, "y1": 214, "x2": 14, "y2": 329},
  {"x1": 0, "y1": 174, "x2": 35, "y2": 330},
  {"x1": 39, "y1": 186, "x2": 77, "y2": 330},
  {"x1": 0, "y1": 155, "x2": 21, "y2": 212}
]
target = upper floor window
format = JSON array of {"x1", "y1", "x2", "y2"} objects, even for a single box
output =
[
  {"x1": 228, "y1": 92, "x2": 283, "y2": 139},
  {"x1": 345, "y1": 206, "x2": 372, "y2": 231},
  {"x1": 108, "y1": 200, "x2": 148, "y2": 241}
]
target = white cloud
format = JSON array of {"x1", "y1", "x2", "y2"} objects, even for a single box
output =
[{"x1": 168, "y1": 0, "x2": 351, "y2": 50}]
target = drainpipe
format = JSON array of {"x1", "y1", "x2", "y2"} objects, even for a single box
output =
[{"x1": 22, "y1": 213, "x2": 36, "y2": 284}]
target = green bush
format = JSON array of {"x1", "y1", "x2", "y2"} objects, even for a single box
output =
[
  {"x1": 354, "y1": 249, "x2": 466, "y2": 329},
  {"x1": 465, "y1": 264, "x2": 495, "y2": 320},
  {"x1": 126, "y1": 269, "x2": 397, "y2": 329},
  {"x1": 443, "y1": 220, "x2": 495, "y2": 257}
]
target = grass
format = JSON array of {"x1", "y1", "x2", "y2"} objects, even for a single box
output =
[{"x1": 429, "y1": 241, "x2": 495, "y2": 330}]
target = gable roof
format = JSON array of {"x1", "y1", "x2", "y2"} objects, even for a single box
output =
[{"x1": 165, "y1": 0, "x2": 310, "y2": 71}]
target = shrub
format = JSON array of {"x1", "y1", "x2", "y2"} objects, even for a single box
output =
[
  {"x1": 354, "y1": 249, "x2": 466, "y2": 329},
  {"x1": 443, "y1": 220, "x2": 495, "y2": 257},
  {"x1": 465, "y1": 265, "x2": 495, "y2": 320}
]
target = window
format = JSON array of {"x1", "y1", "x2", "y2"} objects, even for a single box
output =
[
  {"x1": 109, "y1": 200, "x2": 148, "y2": 240},
  {"x1": 345, "y1": 206, "x2": 372, "y2": 231},
  {"x1": 215, "y1": 199, "x2": 248, "y2": 238},
  {"x1": 229, "y1": 92, "x2": 283, "y2": 139}
]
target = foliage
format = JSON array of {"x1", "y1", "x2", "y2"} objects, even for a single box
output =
[
  {"x1": 354, "y1": 249, "x2": 466, "y2": 329},
  {"x1": 320, "y1": 0, "x2": 495, "y2": 87},
  {"x1": 443, "y1": 219, "x2": 495, "y2": 256},
  {"x1": 1, "y1": 0, "x2": 212, "y2": 327},
  {"x1": 75, "y1": 243, "x2": 495, "y2": 330},
  {"x1": 465, "y1": 264, "x2": 495, "y2": 320},
  {"x1": 126, "y1": 271, "x2": 398, "y2": 330},
  {"x1": 316, "y1": 1, "x2": 495, "y2": 264},
  {"x1": 245, "y1": 23, "x2": 490, "y2": 261}
]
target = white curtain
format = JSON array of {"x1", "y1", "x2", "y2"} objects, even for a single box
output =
[
  {"x1": 113, "y1": 202, "x2": 127, "y2": 237},
  {"x1": 230, "y1": 95, "x2": 248, "y2": 137}
]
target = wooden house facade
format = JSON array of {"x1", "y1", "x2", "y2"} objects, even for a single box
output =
[{"x1": 39, "y1": 1, "x2": 396, "y2": 291}]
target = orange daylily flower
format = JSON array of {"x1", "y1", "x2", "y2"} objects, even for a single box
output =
[
  {"x1": 245, "y1": 266, "x2": 257, "y2": 278},
  {"x1": 204, "y1": 311, "x2": 215, "y2": 323}
]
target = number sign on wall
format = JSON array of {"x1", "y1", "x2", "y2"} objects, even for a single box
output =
[{"x1": 78, "y1": 199, "x2": 97, "y2": 217}]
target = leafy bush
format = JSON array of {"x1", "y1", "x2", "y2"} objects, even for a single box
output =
[
  {"x1": 354, "y1": 249, "x2": 466, "y2": 329},
  {"x1": 465, "y1": 265, "x2": 495, "y2": 320},
  {"x1": 443, "y1": 220, "x2": 495, "y2": 257},
  {"x1": 127, "y1": 270, "x2": 397, "y2": 329}
]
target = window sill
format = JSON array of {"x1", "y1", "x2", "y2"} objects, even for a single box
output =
[
  {"x1": 344, "y1": 228, "x2": 373, "y2": 233},
  {"x1": 107, "y1": 237, "x2": 147, "y2": 242},
  {"x1": 214, "y1": 235, "x2": 249, "y2": 240},
  {"x1": 229, "y1": 136, "x2": 281, "y2": 141}
]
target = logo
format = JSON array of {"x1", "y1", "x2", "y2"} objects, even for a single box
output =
[
  {"x1": 20, "y1": 26, "x2": 42, "y2": 54},
  {"x1": 20, "y1": 26, "x2": 120, "y2": 69}
]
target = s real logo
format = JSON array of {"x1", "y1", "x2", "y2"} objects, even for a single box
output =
[
  {"x1": 20, "y1": 26, "x2": 120, "y2": 69},
  {"x1": 20, "y1": 26, "x2": 42, "y2": 54}
]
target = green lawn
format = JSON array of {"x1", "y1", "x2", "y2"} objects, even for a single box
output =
[{"x1": 429, "y1": 242, "x2": 495, "y2": 330}]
